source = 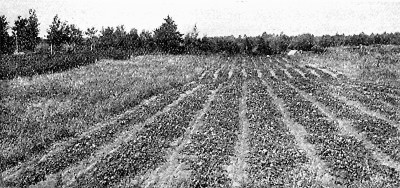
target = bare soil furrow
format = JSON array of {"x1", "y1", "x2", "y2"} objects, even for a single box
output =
[
  {"x1": 228, "y1": 67, "x2": 234, "y2": 80},
  {"x1": 306, "y1": 68, "x2": 321, "y2": 78},
  {"x1": 246, "y1": 79, "x2": 313, "y2": 187},
  {"x1": 332, "y1": 92, "x2": 400, "y2": 131},
  {"x1": 296, "y1": 66, "x2": 319, "y2": 80},
  {"x1": 347, "y1": 90, "x2": 400, "y2": 122},
  {"x1": 286, "y1": 67, "x2": 304, "y2": 79},
  {"x1": 263, "y1": 78, "x2": 334, "y2": 186},
  {"x1": 288, "y1": 78, "x2": 400, "y2": 184},
  {"x1": 227, "y1": 79, "x2": 250, "y2": 188},
  {"x1": 287, "y1": 81, "x2": 400, "y2": 173},
  {"x1": 294, "y1": 68, "x2": 306, "y2": 78},
  {"x1": 307, "y1": 65, "x2": 339, "y2": 79},
  {"x1": 344, "y1": 81, "x2": 400, "y2": 96},
  {"x1": 345, "y1": 84, "x2": 400, "y2": 107},
  {"x1": 268, "y1": 77, "x2": 399, "y2": 186},
  {"x1": 305, "y1": 65, "x2": 334, "y2": 80}
]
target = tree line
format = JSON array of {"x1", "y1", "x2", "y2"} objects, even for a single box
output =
[{"x1": 2, "y1": 9, "x2": 400, "y2": 57}]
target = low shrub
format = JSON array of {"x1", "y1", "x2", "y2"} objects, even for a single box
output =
[
  {"x1": 98, "y1": 48, "x2": 130, "y2": 60},
  {"x1": 311, "y1": 45, "x2": 326, "y2": 54},
  {"x1": 0, "y1": 51, "x2": 97, "y2": 80}
]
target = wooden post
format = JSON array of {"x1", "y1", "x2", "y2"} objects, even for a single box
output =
[{"x1": 50, "y1": 43, "x2": 53, "y2": 55}]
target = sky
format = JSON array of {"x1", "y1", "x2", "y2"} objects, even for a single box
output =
[{"x1": 1, "y1": 0, "x2": 400, "y2": 38}]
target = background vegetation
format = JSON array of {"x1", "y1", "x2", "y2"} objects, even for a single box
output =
[
  {"x1": 299, "y1": 45, "x2": 400, "y2": 87},
  {"x1": 2, "y1": 10, "x2": 400, "y2": 80}
]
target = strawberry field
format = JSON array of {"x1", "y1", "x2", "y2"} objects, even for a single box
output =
[{"x1": 1, "y1": 56, "x2": 400, "y2": 187}]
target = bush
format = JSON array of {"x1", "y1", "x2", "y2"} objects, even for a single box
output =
[
  {"x1": 98, "y1": 48, "x2": 130, "y2": 60},
  {"x1": 0, "y1": 51, "x2": 97, "y2": 79},
  {"x1": 34, "y1": 42, "x2": 50, "y2": 54},
  {"x1": 290, "y1": 33, "x2": 315, "y2": 51},
  {"x1": 311, "y1": 45, "x2": 326, "y2": 54}
]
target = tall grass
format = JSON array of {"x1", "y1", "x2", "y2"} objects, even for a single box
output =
[
  {"x1": 298, "y1": 45, "x2": 400, "y2": 86},
  {"x1": 0, "y1": 55, "x2": 219, "y2": 171}
]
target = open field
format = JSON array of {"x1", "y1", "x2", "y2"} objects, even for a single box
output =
[
  {"x1": 1, "y1": 53, "x2": 400, "y2": 187},
  {"x1": 0, "y1": 55, "x2": 219, "y2": 177}
]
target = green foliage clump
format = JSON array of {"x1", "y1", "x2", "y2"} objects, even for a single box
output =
[
  {"x1": 11, "y1": 9, "x2": 40, "y2": 52},
  {"x1": 290, "y1": 33, "x2": 315, "y2": 51},
  {"x1": 47, "y1": 15, "x2": 83, "y2": 48},
  {"x1": 0, "y1": 51, "x2": 97, "y2": 79},
  {"x1": 153, "y1": 16, "x2": 184, "y2": 54},
  {"x1": 0, "y1": 15, "x2": 14, "y2": 55}
]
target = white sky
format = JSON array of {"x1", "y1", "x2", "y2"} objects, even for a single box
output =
[{"x1": 1, "y1": 0, "x2": 400, "y2": 37}]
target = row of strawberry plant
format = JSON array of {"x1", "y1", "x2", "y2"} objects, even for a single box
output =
[
  {"x1": 304, "y1": 65, "x2": 335, "y2": 81},
  {"x1": 339, "y1": 88, "x2": 400, "y2": 122},
  {"x1": 267, "y1": 76, "x2": 399, "y2": 185},
  {"x1": 343, "y1": 81, "x2": 400, "y2": 106},
  {"x1": 289, "y1": 77, "x2": 400, "y2": 168},
  {"x1": 270, "y1": 63, "x2": 290, "y2": 80},
  {"x1": 295, "y1": 66, "x2": 319, "y2": 80},
  {"x1": 346, "y1": 80, "x2": 400, "y2": 96},
  {"x1": 10, "y1": 79, "x2": 203, "y2": 187},
  {"x1": 73, "y1": 84, "x2": 212, "y2": 187},
  {"x1": 246, "y1": 78, "x2": 308, "y2": 186},
  {"x1": 180, "y1": 79, "x2": 241, "y2": 187}
]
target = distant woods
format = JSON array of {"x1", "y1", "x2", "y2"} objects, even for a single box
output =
[{"x1": 2, "y1": 10, "x2": 400, "y2": 57}]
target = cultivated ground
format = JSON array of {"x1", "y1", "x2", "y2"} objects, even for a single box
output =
[{"x1": 1, "y1": 54, "x2": 400, "y2": 187}]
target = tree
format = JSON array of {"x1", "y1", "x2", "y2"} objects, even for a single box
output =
[
  {"x1": 12, "y1": 9, "x2": 40, "y2": 52},
  {"x1": 268, "y1": 33, "x2": 290, "y2": 54},
  {"x1": 0, "y1": 15, "x2": 14, "y2": 55},
  {"x1": 183, "y1": 24, "x2": 200, "y2": 54},
  {"x1": 289, "y1": 33, "x2": 315, "y2": 51},
  {"x1": 47, "y1": 15, "x2": 69, "y2": 47},
  {"x1": 153, "y1": 15, "x2": 183, "y2": 54},
  {"x1": 126, "y1": 28, "x2": 139, "y2": 52},
  {"x1": 98, "y1": 26, "x2": 115, "y2": 49},
  {"x1": 256, "y1": 36, "x2": 272, "y2": 55},
  {"x1": 139, "y1": 30, "x2": 155, "y2": 53},
  {"x1": 47, "y1": 15, "x2": 83, "y2": 52},
  {"x1": 85, "y1": 27, "x2": 98, "y2": 51},
  {"x1": 113, "y1": 25, "x2": 127, "y2": 48},
  {"x1": 68, "y1": 24, "x2": 83, "y2": 46}
]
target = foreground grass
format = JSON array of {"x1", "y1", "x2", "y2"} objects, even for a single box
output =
[
  {"x1": 298, "y1": 45, "x2": 400, "y2": 86},
  {"x1": 0, "y1": 55, "x2": 218, "y2": 172}
]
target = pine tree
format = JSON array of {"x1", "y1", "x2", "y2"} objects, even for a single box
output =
[{"x1": 153, "y1": 15, "x2": 183, "y2": 54}]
